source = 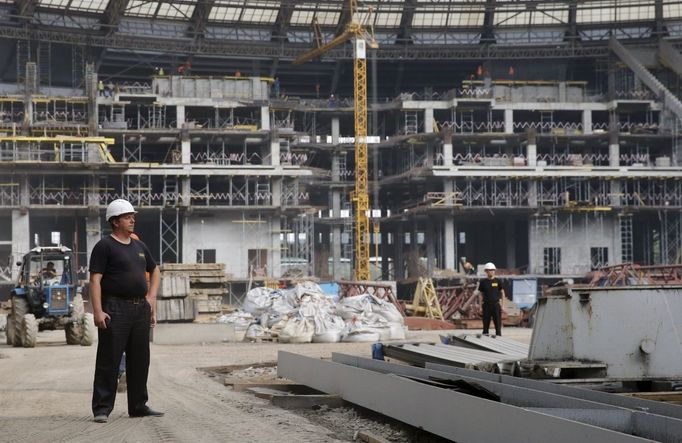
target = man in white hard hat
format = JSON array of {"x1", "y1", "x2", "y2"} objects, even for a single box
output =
[
  {"x1": 477, "y1": 262, "x2": 505, "y2": 336},
  {"x1": 89, "y1": 199, "x2": 163, "y2": 423}
]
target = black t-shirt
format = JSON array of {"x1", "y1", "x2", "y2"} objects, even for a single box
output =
[
  {"x1": 479, "y1": 278, "x2": 502, "y2": 304},
  {"x1": 89, "y1": 235, "x2": 156, "y2": 299}
]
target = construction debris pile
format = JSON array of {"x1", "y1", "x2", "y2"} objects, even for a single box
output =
[{"x1": 217, "y1": 282, "x2": 405, "y2": 343}]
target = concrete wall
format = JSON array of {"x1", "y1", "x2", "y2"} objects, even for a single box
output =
[
  {"x1": 153, "y1": 76, "x2": 270, "y2": 100},
  {"x1": 183, "y1": 214, "x2": 275, "y2": 278},
  {"x1": 529, "y1": 214, "x2": 620, "y2": 275}
]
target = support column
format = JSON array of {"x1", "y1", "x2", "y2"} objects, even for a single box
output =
[
  {"x1": 426, "y1": 219, "x2": 436, "y2": 274},
  {"x1": 582, "y1": 110, "x2": 593, "y2": 135},
  {"x1": 176, "y1": 105, "x2": 185, "y2": 129},
  {"x1": 331, "y1": 117, "x2": 343, "y2": 279},
  {"x1": 270, "y1": 133, "x2": 280, "y2": 166},
  {"x1": 270, "y1": 216, "x2": 282, "y2": 278},
  {"x1": 394, "y1": 225, "x2": 405, "y2": 280},
  {"x1": 261, "y1": 106, "x2": 270, "y2": 130},
  {"x1": 609, "y1": 113, "x2": 620, "y2": 167},
  {"x1": 381, "y1": 229, "x2": 389, "y2": 280},
  {"x1": 85, "y1": 175, "x2": 101, "y2": 264},
  {"x1": 181, "y1": 130, "x2": 191, "y2": 165},
  {"x1": 526, "y1": 128, "x2": 537, "y2": 167},
  {"x1": 180, "y1": 176, "x2": 191, "y2": 207},
  {"x1": 424, "y1": 108, "x2": 434, "y2": 134},
  {"x1": 610, "y1": 179, "x2": 622, "y2": 207},
  {"x1": 442, "y1": 129, "x2": 453, "y2": 166},
  {"x1": 11, "y1": 209, "x2": 30, "y2": 280},
  {"x1": 444, "y1": 179, "x2": 456, "y2": 271},
  {"x1": 505, "y1": 219, "x2": 516, "y2": 269},
  {"x1": 528, "y1": 180, "x2": 538, "y2": 208},
  {"x1": 504, "y1": 109, "x2": 514, "y2": 134}
]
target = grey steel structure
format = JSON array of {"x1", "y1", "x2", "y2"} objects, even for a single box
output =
[
  {"x1": 279, "y1": 351, "x2": 682, "y2": 442},
  {"x1": 529, "y1": 285, "x2": 682, "y2": 380}
]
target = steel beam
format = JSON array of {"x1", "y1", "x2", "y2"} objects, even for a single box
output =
[
  {"x1": 0, "y1": 24, "x2": 617, "y2": 60},
  {"x1": 331, "y1": 353, "x2": 682, "y2": 442},
  {"x1": 278, "y1": 351, "x2": 651, "y2": 443}
]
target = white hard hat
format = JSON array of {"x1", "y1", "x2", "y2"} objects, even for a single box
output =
[
  {"x1": 483, "y1": 262, "x2": 496, "y2": 271},
  {"x1": 106, "y1": 199, "x2": 137, "y2": 221}
]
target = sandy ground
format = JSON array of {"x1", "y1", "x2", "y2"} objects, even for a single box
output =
[{"x1": 0, "y1": 326, "x2": 532, "y2": 443}]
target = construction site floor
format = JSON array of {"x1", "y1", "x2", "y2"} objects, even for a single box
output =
[{"x1": 0, "y1": 327, "x2": 532, "y2": 442}]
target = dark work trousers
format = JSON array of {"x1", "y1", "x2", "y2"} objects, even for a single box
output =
[
  {"x1": 482, "y1": 301, "x2": 502, "y2": 336},
  {"x1": 92, "y1": 297, "x2": 150, "y2": 417}
]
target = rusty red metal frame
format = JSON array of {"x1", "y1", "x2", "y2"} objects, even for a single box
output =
[{"x1": 588, "y1": 264, "x2": 682, "y2": 287}]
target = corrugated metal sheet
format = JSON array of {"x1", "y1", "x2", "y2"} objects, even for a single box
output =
[{"x1": 448, "y1": 334, "x2": 529, "y2": 358}]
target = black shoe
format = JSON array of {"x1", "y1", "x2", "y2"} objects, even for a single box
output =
[{"x1": 130, "y1": 407, "x2": 164, "y2": 418}]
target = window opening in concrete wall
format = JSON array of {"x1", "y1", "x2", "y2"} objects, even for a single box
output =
[
  {"x1": 543, "y1": 247, "x2": 561, "y2": 275},
  {"x1": 590, "y1": 247, "x2": 608, "y2": 270},
  {"x1": 196, "y1": 249, "x2": 216, "y2": 264}
]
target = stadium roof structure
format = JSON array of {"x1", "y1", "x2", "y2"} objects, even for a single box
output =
[{"x1": 0, "y1": 1, "x2": 681, "y2": 93}]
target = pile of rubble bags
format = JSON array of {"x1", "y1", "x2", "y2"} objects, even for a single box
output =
[{"x1": 217, "y1": 282, "x2": 406, "y2": 343}]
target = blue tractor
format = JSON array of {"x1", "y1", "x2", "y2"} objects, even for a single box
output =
[{"x1": 6, "y1": 246, "x2": 95, "y2": 347}]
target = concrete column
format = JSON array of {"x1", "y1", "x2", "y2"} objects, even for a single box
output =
[
  {"x1": 85, "y1": 211, "x2": 101, "y2": 265},
  {"x1": 381, "y1": 229, "x2": 390, "y2": 280},
  {"x1": 424, "y1": 108, "x2": 434, "y2": 134},
  {"x1": 181, "y1": 214, "x2": 191, "y2": 264},
  {"x1": 610, "y1": 179, "x2": 622, "y2": 207},
  {"x1": 270, "y1": 138, "x2": 280, "y2": 166},
  {"x1": 180, "y1": 176, "x2": 191, "y2": 207},
  {"x1": 609, "y1": 116, "x2": 620, "y2": 167},
  {"x1": 527, "y1": 128, "x2": 537, "y2": 167},
  {"x1": 504, "y1": 109, "x2": 514, "y2": 134},
  {"x1": 270, "y1": 216, "x2": 282, "y2": 278},
  {"x1": 271, "y1": 178, "x2": 282, "y2": 207},
  {"x1": 11, "y1": 209, "x2": 30, "y2": 279},
  {"x1": 394, "y1": 225, "x2": 405, "y2": 280},
  {"x1": 505, "y1": 219, "x2": 516, "y2": 269},
  {"x1": 261, "y1": 106, "x2": 270, "y2": 131},
  {"x1": 442, "y1": 130, "x2": 453, "y2": 166},
  {"x1": 332, "y1": 117, "x2": 340, "y2": 144},
  {"x1": 426, "y1": 219, "x2": 436, "y2": 273},
  {"x1": 444, "y1": 179, "x2": 456, "y2": 271},
  {"x1": 176, "y1": 105, "x2": 185, "y2": 129},
  {"x1": 558, "y1": 82, "x2": 567, "y2": 102},
  {"x1": 330, "y1": 153, "x2": 342, "y2": 279},
  {"x1": 582, "y1": 110, "x2": 593, "y2": 135},
  {"x1": 528, "y1": 180, "x2": 538, "y2": 208}
]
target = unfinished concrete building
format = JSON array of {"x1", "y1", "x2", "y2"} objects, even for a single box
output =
[{"x1": 1, "y1": 0, "x2": 682, "y2": 298}]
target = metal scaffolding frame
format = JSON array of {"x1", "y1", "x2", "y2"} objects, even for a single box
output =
[
  {"x1": 280, "y1": 211, "x2": 315, "y2": 277},
  {"x1": 619, "y1": 213, "x2": 634, "y2": 263},
  {"x1": 159, "y1": 208, "x2": 180, "y2": 264},
  {"x1": 661, "y1": 210, "x2": 682, "y2": 265}
]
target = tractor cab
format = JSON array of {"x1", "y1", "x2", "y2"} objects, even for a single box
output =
[{"x1": 16, "y1": 246, "x2": 78, "y2": 318}]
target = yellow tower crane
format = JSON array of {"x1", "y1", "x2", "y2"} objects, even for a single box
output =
[{"x1": 293, "y1": 0, "x2": 377, "y2": 281}]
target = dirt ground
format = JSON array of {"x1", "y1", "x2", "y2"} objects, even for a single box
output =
[{"x1": 0, "y1": 326, "x2": 532, "y2": 443}]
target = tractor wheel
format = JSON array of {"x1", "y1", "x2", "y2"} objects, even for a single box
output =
[
  {"x1": 65, "y1": 321, "x2": 82, "y2": 345},
  {"x1": 80, "y1": 313, "x2": 96, "y2": 346},
  {"x1": 6, "y1": 314, "x2": 15, "y2": 345},
  {"x1": 21, "y1": 314, "x2": 38, "y2": 348},
  {"x1": 11, "y1": 296, "x2": 29, "y2": 347},
  {"x1": 71, "y1": 294, "x2": 85, "y2": 321}
]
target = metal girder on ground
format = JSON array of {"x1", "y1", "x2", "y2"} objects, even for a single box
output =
[
  {"x1": 0, "y1": 24, "x2": 617, "y2": 60},
  {"x1": 278, "y1": 351, "x2": 655, "y2": 442},
  {"x1": 330, "y1": 353, "x2": 682, "y2": 441}
]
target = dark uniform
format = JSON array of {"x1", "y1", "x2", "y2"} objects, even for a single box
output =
[
  {"x1": 90, "y1": 235, "x2": 156, "y2": 417},
  {"x1": 478, "y1": 277, "x2": 503, "y2": 336}
]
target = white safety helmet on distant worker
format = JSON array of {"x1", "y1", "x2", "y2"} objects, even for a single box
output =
[
  {"x1": 483, "y1": 262, "x2": 496, "y2": 271},
  {"x1": 106, "y1": 199, "x2": 137, "y2": 222}
]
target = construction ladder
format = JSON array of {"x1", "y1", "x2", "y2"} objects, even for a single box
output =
[{"x1": 404, "y1": 111, "x2": 418, "y2": 135}]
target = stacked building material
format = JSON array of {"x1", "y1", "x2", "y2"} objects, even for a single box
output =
[
  {"x1": 156, "y1": 270, "x2": 194, "y2": 322},
  {"x1": 158, "y1": 263, "x2": 227, "y2": 320}
]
